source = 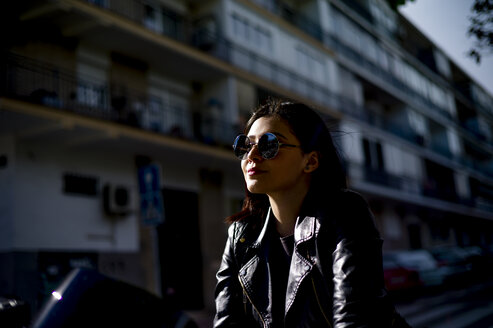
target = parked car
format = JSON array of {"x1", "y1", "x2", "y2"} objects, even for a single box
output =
[
  {"x1": 427, "y1": 246, "x2": 472, "y2": 285},
  {"x1": 30, "y1": 268, "x2": 198, "y2": 328},
  {"x1": 382, "y1": 254, "x2": 422, "y2": 292},
  {"x1": 461, "y1": 246, "x2": 493, "y2": 281},
  {"x1": 384, "y1": 249, "x2": 446, "y2": 288}
]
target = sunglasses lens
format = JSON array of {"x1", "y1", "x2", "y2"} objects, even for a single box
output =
[
  {"x1": 258, "y1": 133, "x2": 279, "y2": 159},
  {"x1": 233, "y1": 135, "x2": 250, "y2": 159}
]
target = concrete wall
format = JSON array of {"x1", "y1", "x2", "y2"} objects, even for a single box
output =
[{"x1": 13, "y1": 140, "x2": 139, "y2": 252}]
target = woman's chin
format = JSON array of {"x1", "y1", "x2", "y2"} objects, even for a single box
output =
[{"x1": 246, "y1": 182, "x2": 266, "y2": 194}]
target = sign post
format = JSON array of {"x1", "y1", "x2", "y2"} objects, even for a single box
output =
[{"x1": 137, "y1": 164, "x2": 164, "y2": 226}]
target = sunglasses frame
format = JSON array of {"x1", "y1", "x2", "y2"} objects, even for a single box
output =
[{"x1": 232, "y1": 132, "x2": 300, "y2": 160}]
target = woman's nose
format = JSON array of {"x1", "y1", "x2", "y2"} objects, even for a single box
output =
[{"x1": 246, "y1": 144, "x2": 262, "y2": 161}]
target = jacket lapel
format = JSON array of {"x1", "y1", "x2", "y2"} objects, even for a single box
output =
[
  {"x1": 285, "y1": 215, "x2": 319, "y2": 315},
  {"x1": 238, "y1": 208, "x2": 274, "y2": 324}
]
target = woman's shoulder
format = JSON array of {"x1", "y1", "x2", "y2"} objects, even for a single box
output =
[
  {"x1": 319, "y1": 189, "x2": 380, "y2": 239},
  {"x1": 227, "y1": 212, "x2": 263, "y2": 242},
  {"x1": 318, "y1": 188, "x2": 369, "y2": 213}
]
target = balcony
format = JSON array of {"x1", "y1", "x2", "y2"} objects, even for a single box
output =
[
  {"x1": 461, "y1": 117, "x2": 488, "y2": 141},
  {"x1": 347, "y1": 162, "x2": 493, "y2": 214},
  {"x1": 0, "y1": 52, "x2": 236, "y2": 147}
]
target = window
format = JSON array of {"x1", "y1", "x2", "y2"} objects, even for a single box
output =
[
  {"x1": 377, "y1": 46, "x2": 390, "y2": 71},
  {"x1": 77, "y1": 82, "x2": 107, "y2": 108},
  {"x1": 363, "y1": 138, "x2": 385, "y2": 171},
  {"x1": 63, "y1": 173, "x2": 99, "y2": 196},
  {"x1": 408, "y1": 110, "x2": 428, "y2": 136},
  {"x1": 162, "y1": 8, "x2": 183, "y2": 39},
  {"x1": 433, "y1": 49, "x2": 451, "y2": 78},
  {"x1": 144, "y1": 96, "x2": 164, "y2": 132},
  {"x1": 295, "y1": 47, "x2": 325, "y2": 84},
  {"x1": 369, "y1": 0, "x2": 397, "y2": 34},
  {"x1": 143, "y1": 4, "x2": 163, "y2": 33},
  {"x1": 232, "y1": 14, "x2": 249, "y2": 40},
  {"x1": 361, "y1": 35, "x2": 378, "y2": 63},
  {"x1": 76, "y1": 55, "x2": 108, "y2": 110},
  {"x1": 254, "y1": 26, "x2": 272, "y2": 53},
  {"x1": 231, "y1": 13, "x2": 272, "y2": 55}
]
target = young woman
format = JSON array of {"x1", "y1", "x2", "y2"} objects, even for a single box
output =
[{"x1": 214, "y1": 99, "x2": 410, "y2": 327}]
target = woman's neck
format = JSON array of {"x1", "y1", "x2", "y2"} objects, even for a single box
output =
[{"x1": 268, "y1": 186, "x2": 310, "y2": 237}]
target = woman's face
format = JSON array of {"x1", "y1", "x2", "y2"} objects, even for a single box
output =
[{"x1": 241, "y1": 116, "x2": 311, "y2": 197}]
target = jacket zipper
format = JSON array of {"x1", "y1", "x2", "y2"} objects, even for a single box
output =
[
  {"x1": 311, "y1": 275, "x2": 332, "y2": 327},
  {"x1": 238, "y1": 274, "x2": 267, "y2": 328},
  {"x1": 308, "y1": 250, "x2": 332, "y2": 328}
]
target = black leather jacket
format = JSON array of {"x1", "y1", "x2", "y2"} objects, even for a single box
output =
[{"x1": 214, "y1": 190, "x2": 409, "y2": 328}]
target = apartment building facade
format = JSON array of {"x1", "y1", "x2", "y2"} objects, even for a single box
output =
[{"x1": 1, "y1": 0, "x2": 492, "y2": 322}]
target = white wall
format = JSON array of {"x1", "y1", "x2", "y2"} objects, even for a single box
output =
[
  {"x1": 160, "y1": 158, "x2": 200, "y2": 192},
  {"x1": 13, "y1": 141, "x2": 139, "y2": 252}
]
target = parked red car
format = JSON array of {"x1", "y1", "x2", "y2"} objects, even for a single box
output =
[{"x1": 383, "y1": 254, "x2": 423, "y2": 292}]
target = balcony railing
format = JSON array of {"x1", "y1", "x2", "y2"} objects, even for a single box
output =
[
  {"x1": 0, "y1": 52, "x2": 236, "y2": 147},
  {"x1": 347, "y1": 162, "x2": 493, "y2": 212}
]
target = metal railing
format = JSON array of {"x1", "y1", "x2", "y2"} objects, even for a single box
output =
[
  {"x1": 0, "y1": 52, "x2": 236, "y2": 147},
  {"x1": 347, "y1": 162, "x2": 493, "y2": 212}
]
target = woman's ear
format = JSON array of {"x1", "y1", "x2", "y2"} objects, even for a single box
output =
[{"x1": 304, "y1": 151, "x2": 319, "y2": 173}]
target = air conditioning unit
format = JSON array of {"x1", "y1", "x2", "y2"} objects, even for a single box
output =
[{"x1": 103, "y1": 184, "x2": 131, "y2": 217}]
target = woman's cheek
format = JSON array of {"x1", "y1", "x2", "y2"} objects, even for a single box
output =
[{"x1": 241, "y1": 161, "x2": 248, "y2": 177}]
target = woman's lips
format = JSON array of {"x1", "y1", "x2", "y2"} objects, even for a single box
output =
[{"x1": 247, "y1": 168, "x2": 266, "y2": 176}]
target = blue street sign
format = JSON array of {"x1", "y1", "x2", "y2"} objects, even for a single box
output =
[{"x1": 137, "y1": 164, "x2": 164, "y2": 225}]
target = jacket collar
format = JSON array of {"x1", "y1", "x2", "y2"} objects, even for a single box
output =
[
  {"x1": 294, "y1": 214, "x2": 317, "y2": 245},
  {"x1": 253, "y1": 207, "x2": 318, "y2": 247},
  {"x1": 285, "y1": 214, "x2": 319, "y2": 315},
  {"x1": 251, "y1": 207, "x2": 274, "y2": 248}
]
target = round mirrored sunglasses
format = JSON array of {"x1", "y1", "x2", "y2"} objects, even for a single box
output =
[{"x1": 232, "y1": 132, "x2": 300, "y2": 160}]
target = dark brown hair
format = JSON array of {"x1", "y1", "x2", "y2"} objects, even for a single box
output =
[{"x1": 227, "y1": 98, "x2": 347, "y2": 223}]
